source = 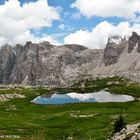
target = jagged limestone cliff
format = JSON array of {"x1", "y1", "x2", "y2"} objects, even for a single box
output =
[{"x1": 0, "y1": 32, "x2": 140, "y2": 86}]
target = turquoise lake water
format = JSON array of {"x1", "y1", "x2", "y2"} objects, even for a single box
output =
[{"x1": 31, "y1": 91, "x2": 134, "y2": 105}]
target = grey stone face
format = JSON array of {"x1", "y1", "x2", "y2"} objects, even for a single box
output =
[
  {"x1": 103, "y1": 36, "x2": 126, "y2": 66},
  {"x1": 0, "y1": 42, "x2": 101, "y2": 86},
  {"x1": 128, "y1": 31, "x2": 140, "y2": 53},
  {"x1": 0, "y1": 31, "x2": 140, "y2": 86},
  {"x1": 0, "y1": 44, "x2": 16, "y2": 83},
  {"x1": 137, "y1": 39, "x2": 140, "y2": 53}
]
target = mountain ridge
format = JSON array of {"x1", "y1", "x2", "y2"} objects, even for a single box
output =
[{"x1": 0, "y1": 31, "x2": 140, "y2": 87}]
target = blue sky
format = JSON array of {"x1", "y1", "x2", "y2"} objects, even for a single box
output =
[
  {"x1": 29, "y1": 0, "x2": 124, "y2": 43},
  {"x1": 0, "y1": 0, "x2": 140, "y2": 49},
  {"x1": 15, "y1": 0, "x2": 124, "y2": 43},
  {"x1": 37, "y1": 0, "x2": 110, "y2": 43}
]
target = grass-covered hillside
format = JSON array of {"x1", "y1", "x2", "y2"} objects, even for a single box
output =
[{"x1": 0, "y1": 77, "x2": 140, "y2": 140}]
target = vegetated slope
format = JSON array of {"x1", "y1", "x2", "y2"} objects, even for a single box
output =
[
  {"x1": 0, "y1": 31, "x2": 140, "y2": 86},
  {"x1": 0, "y1": 76, "x2": 139, "y2": 140},
  {"x1": 0, "y1": 78, "x2": 140, "y2": 140}
]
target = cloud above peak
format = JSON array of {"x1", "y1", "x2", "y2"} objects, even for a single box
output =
[
  {"x1": 0, "y1": 0, "x2": 60, "y2": 46},
  {"x1": 64, "y1": 21, "x2": 140, "y2": 49},
  {"x1": 71, "y1": 0, "x2": 140, "y2": 19}
]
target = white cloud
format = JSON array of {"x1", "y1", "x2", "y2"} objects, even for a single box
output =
[
  {"x1": 0, "y1": 0, "x2": 60, "y2": 46},
  {"x1": 71, "y1": 0, "x2": 140, "y2": 19},
  {"x1": 58, "y1": 24, "x2": 65, "y2": 30},
  {"x1": 0, "y1": 31, "x2": 60, "y2": 46},
  {"x1": 64, "y1": 21, "x2": 140, "y2": 49}
]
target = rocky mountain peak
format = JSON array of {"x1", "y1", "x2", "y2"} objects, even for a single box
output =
[
  {"x1": 103, "y1": 35, "x2": 127, "y2": 66},
  {"x1": 128, "y1": 31, "x2": 140, "y2": 53},
  {"x1": 26, "y1": 41, "x2": 33, "y2": 46},
  {"x1": 39, "y1": 41, "x2": 51, "y2": 46},
  {"x1": 108, "y1": 35, "x2": 123, "y2": 45},
  {"x1": 0, "y1": 31, "x2": 140, "y2": 86},
  {"x1": 0, "y1": 44, "x2": 12, "y2": 52},
  {"x1": 132, "y1": 31, "x2": 139, "y2": 37}
]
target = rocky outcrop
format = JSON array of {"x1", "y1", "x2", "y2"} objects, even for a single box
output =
[
  {"x1": 0, "y1": 41, "x2": 102, "y2": 86},
  {"x1": 0, "y1": 44, "x2": 16, "y2": 84},
  {"x1": 0, "y1": 32, "x2": 140, "y2": 86},
  {"x1": 103, "y1": 36, "x2": 127, "y2": 66},
  {"x1": 112, "y1": 123, "x2": 140, "y2": 140},
  {"x1": 128, "y1": 31, "x2": 140, "y2": 53},
  {"x1": 0, "y1": 93, "x2": 25, "y2": 102}
]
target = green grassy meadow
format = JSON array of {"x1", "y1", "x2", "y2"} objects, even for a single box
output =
[{"x1": 0, "y1": 77, "x2": 140, "y2": 140}]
